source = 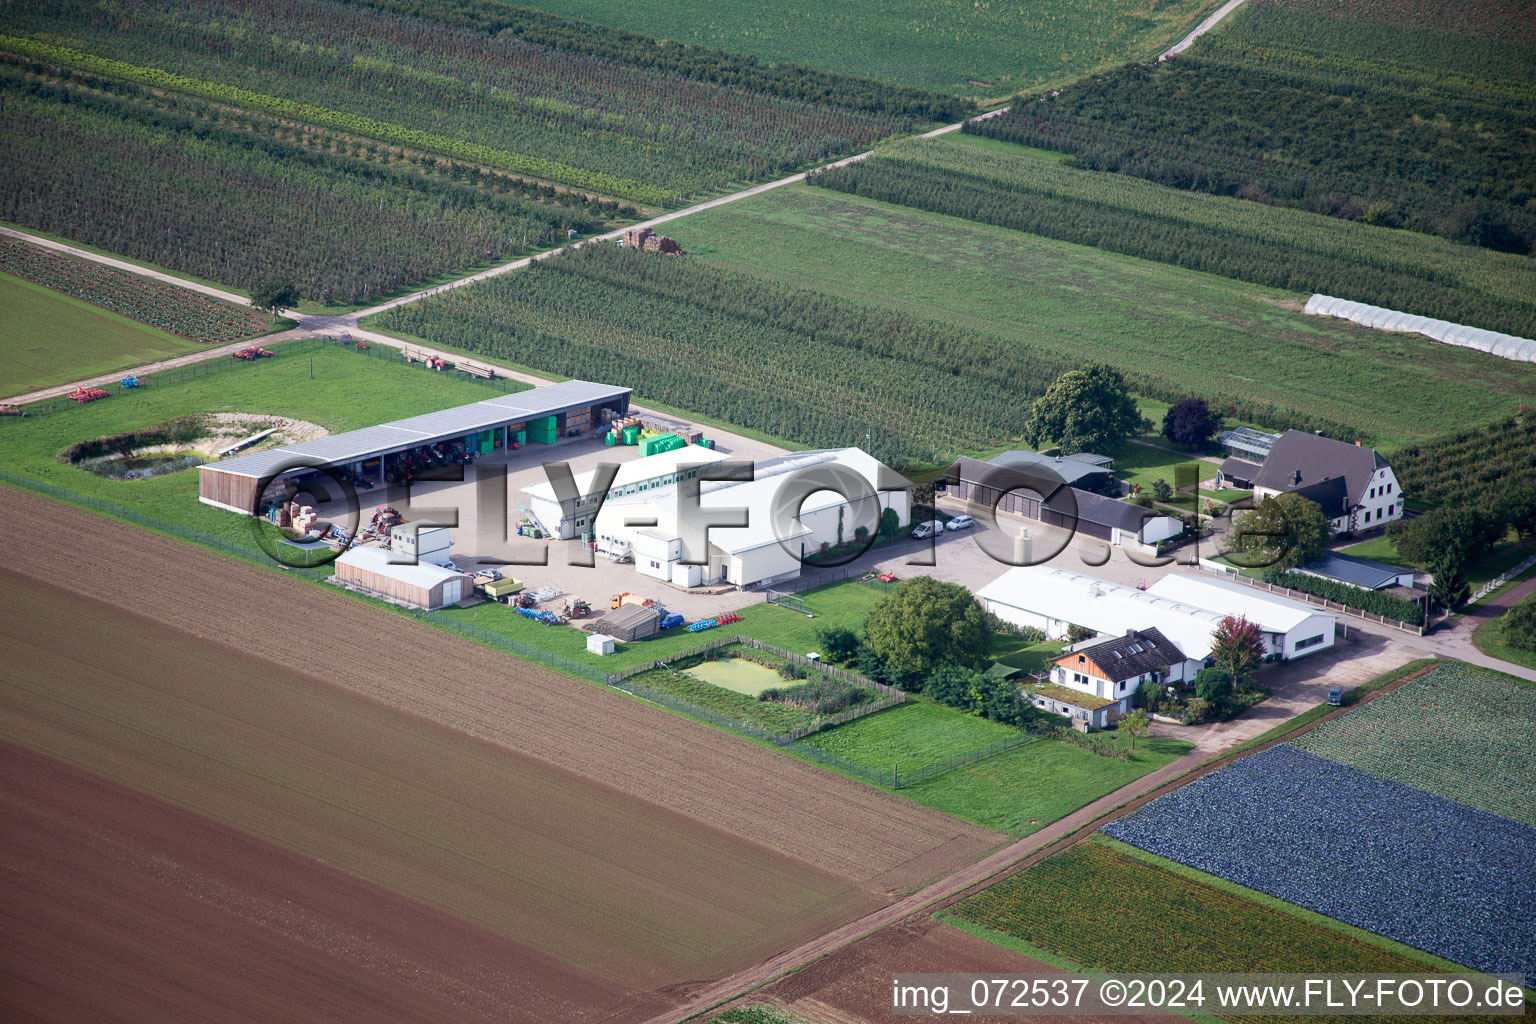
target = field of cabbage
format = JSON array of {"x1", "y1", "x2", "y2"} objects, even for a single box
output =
[
  {"x1": 1101, "y1": 744, "x2": 1536, "y2": 985},
  {"x1": 0, "y1": 239, "x2": 270, "y2": 344},
  {"x1": 1289, "y1": 664, "x2": 1536, "y2": 827}
]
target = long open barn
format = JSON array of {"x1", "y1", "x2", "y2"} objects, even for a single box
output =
[{"x1": 198, "y1": 379, "x2": 632, "y2": 514}]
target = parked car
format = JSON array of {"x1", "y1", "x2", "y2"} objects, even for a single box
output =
[
  {"x1": 1327, "y1": 686, "x2": 1343, "y2": 706},
  {"x1": 945, "y1": 514, "x2": 975, "y2": 532},
  {"x1": 910, "y1": 521, "x2": 942, "y2": 539},
  {"x1": 659, "y1": 612, "x2": 685, "y2": 630}
]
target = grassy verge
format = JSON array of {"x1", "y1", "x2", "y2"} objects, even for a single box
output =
[
  {"x1": 1472, "y1": 595, "x2": 1536, "y2": 672},
  {"x1": 949, "y1": 835, "x2": 1477, "y2": 983}
]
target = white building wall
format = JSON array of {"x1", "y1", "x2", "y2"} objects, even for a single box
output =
[
  {"x1": 1278, "y1": 612, "x2": 1335, "y2": 659},
  {"x1": 728, "y1": 543, "x2": 803, "y2": 588}
]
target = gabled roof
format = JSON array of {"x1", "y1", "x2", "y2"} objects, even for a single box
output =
[
  {"x1": 1045, "y1": 488, "x2": 1180, "y2": 535},
  {"x1": 978, "y1": 567, "x2": 1225, "y2": 660},
  {"x1": 1293, "y1": 476, "x2": 1351, "y2": 518},
  {"x1": 983, "y1": 449, "x2": 1115, "y2": 487},
  {"x1": 1298, "y1": 552, "x2": 1414, "y2": 591},
  {"x1": 1252, "y1": 430, "x2": 1387, "y2": 507},
  {"x1": 1146, "y1": 574, "x2": 1331, "y2": 634},
  {"x1": 1059, "y1": 628, "x2": 1185, "y2": 682}
]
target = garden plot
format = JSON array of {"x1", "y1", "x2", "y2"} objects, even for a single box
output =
[
  {"x1": 1289, "y1": 663, "x2": 1536, "y2": 827},
  {"x1": 1101, "y1": 745, "x2": 1536, "y2": 985}
]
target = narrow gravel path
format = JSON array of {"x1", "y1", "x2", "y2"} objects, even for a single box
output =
[{"x1": 1160, "y1": 0, "x2": 1251, "y2": 60}]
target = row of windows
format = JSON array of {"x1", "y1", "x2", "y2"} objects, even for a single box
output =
[
  {"x1": 1296, "y1": 634, "x2": 1326, "y2": 650},
  {"x1": 1368, "y1": 482, "x2": 1394, "y2": 499}
]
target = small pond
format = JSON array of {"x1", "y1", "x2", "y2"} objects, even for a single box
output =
[
  {"x1": 687, "y1": 658, "x2": 786, "y2": 697},
  {"x1": 79, "y1": 452, "x2": 206, "y2": 480}
]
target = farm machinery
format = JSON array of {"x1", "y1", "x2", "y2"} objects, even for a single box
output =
[
  {"x1": 120, "y1": 376, "x2": 141, "y2": 389},
  {"x1": 383, "y1": 441, "x2": 475, "y2": 483},
  {"x1": 232, "y1": 346, "x2": 275, "y2": 360},
  {"x1": 0, "y1": 404, "x2": 23, "y2": 417},
  {"x1": 515, "y1": 606, "x2": 566, "y2": 625},
  {"x1": 685, "y1": 610, "x2": 741, "y2": 633},
  {"x1": 67, "y1": 387, "x2": 110, "y2": 404},
  {"x1": 564, "y1": 598, "x2": 591, "y2": 619}
]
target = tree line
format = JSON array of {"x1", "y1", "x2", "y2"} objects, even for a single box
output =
[
  {"x1": 810, "y1": 153, "x2": 1536, "y2": 338},
  {"x1": 967, "y1": 1, "x2": 1536, "y2": 257},
  {"x1": 341, "y1": 0, "x2": 975, "y2": 122}
]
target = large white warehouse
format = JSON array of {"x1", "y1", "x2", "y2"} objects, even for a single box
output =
[
  {"x1": 977, "y1": 566, "x2": 1336, "y2": 666},
  {"x1": 532, "y1": 447, "x2": 909, "y2": 590},
  {"x1": 1145, "y1": 573, "x2": 1335, "y2": 660}
]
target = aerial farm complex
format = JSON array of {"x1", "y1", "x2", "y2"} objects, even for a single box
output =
[{"x1": 0, "y1": 0, "x2": 1533, "y2": 1021}]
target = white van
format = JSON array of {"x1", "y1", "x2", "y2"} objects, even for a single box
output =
[{"x1": 911, "y1": 521, "x2": 942, "y2": 539}]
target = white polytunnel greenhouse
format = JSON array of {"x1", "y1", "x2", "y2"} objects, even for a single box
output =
[{"x1": 1304, "y1": 294, "x2": 1536, "y2": 362}]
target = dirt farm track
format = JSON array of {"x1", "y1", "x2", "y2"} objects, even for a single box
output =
[{"x1": 0, "y1": 487, "x2": 1003, "y2": 1021}]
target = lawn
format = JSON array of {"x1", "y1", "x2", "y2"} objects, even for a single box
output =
[
  {"x1": 798, "y1": 696, "x2": 1191, "y2": 835},
  {"x1": 948, "y1": 836, "x2": 1475, "y2": 989},
  {"x1": 0, "y1": 343, "x2": 516, "y2": 553},
  {"x1": 0, "y1": 272, "x2": 205, "y2": 395},
  {"x1": 440, "y1": 578, "x2": 891, "y2": 673},
  {"x1": 1342, "y1": 533, "x2": 1531, "y2": 585},
  {"x1": 664, "y1": 185, "x2": 1523, "y2": 450},
  {"x1": 801, "y1": 698, "x2": 1020, "y2": 775},
  {"x1": 520, "y1": 0, "x2": 1220, "y2": 97},
  {"x1": 896, "y1": 732, "x2": 1191, "y2": 836},
  {"x1": 1471, "y1": 600, "x2": 1536, "y2": 679}
]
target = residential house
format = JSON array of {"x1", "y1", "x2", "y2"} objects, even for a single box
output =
[
  {"x1": 1048, "y1": 628, "x2": 1186, "y2": 716},
  {"x1": 1251, "y1": 430, "x2": 1404, "y2": 534}
]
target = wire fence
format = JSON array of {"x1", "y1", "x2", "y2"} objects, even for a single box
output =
[
  {"x1": 604, "y1": 634, "x2": 905, "y2": 755},
  {"x1": 0, "y1": 468, "x2": 334, "y2": 579}
]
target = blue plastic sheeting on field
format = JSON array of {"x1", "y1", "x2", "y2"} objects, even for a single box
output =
[{"x1": 1101, "y1": 744, "x2": 1536, "y2": 985}]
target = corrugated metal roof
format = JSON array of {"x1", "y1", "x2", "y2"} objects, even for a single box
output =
[
  {"x1": 336, "y1": 544, "x2": 465, "y2": 588},
  {"x1": 1298, "y1": 552, "x2": 1411, "y2": 591},
  {"x1": 202, "y1": 380, "x2": 631, "y2": 478}
]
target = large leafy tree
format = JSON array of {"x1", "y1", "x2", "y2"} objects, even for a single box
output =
[
  {"x1": 1162, "y1": 397, "x2": 1222, "y2": 447},
  {"x1": 1231, "y1": 492, "x2": 1332, "y2": 571},
  {"x1": 1022, "y1": 363, "x2": 1147, "y2": 454},
  {"x1": 1210, "y1": 615, "x2": 1265, "y2": 687},
  {"x1": 249, "y1": 275, "x2": 301, "y2": 316},
  {"x1": 865, "y1": 577, "x2": 990, "y2": 689},
  {"x1": 1392, "y1": 505, "x2": 1504, "y2": 568}
]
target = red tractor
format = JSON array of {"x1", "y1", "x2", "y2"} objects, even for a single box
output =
[{"x1": 233, "y1": 346, "x2": 275, "y2": 360}]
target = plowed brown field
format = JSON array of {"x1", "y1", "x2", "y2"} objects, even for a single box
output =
[
  {"x1": 0, "y1": 487, "x2": 999, "y2": 891},
  {"x1": 0, "y1": 486, "x2": 1003, "y2": 1019},
  {"x1": 0, "y1": 742, "x2": 637, "y2": 1024}
]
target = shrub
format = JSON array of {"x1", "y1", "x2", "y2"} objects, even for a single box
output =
[
  {"x1": 1502, "y1": 600, "x2": 1536, "y2": 652},
  {"x1": 1067, "y1": 624, "x2": 1097, "y2": 644},
  {"x1": 815, "y1": 626, "x2": 863, "y2": 664},
  {"x1": 1151, "y1": 478, "x2": 1174, "y2": 503},
  {"x1": 1194, "y1": 668, "x2": 1233, "y2": 705},
  {"x1": 776, "y1": 662, "x2": 804, "y2": 681},
  {"x1": 1265, "y1": 570, "x2": 1424, "y2": 626}
]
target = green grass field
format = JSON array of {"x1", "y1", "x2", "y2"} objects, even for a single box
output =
[
  {"x1": 0, "y1": 344, "x2": 508, "y2": 551},
  {"x1": 523, "y1": 0, "x2": 1220, "y2": 96},
  {"x1": 896, "y1": 732, "x2": 1190, "y2": 836},
  {"x1": 800, "y1": 697, "x2": 1191, "y2": 835},
  {"x1": 948, "y1": 836, "x2": 1472, "y2": 989},
  {"x1": 0, "y1": 272, "x2": 206, "y2": 395},
  {"x1": 664, "y1": 185, "x2": 1528, "y2": 450},
  {"x1": 441, "y1": 578, "x2": 892, "y2": 673}
]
